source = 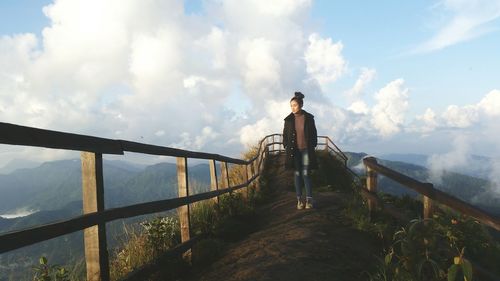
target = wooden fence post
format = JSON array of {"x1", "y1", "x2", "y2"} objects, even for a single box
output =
[
  {"x1": 209, "y1": 159, "x2": 219, "y2": 204},
  {"x1": 245, "y1": 164, "x2": 250, "y2": 198},
  {"x1": 81, "y1": 152, "x2": 109, "y2": 281},
  {"x1": 220, "y1": 162, "x2": 230, "y2": 190},
  {"x1": 364, "y1": 157, "x2": 378, "y2": 215},
  {"x1": 280, "y1": 134, "x2": 284, "y2": 152},
  {"x1": 423, "y1": 193, "x2": 434, "y2": 219},
  {"x1": 176, "y1": 157, "x2": 191, "y2": 261}
]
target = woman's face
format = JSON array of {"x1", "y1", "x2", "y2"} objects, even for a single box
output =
[{"x1": 290, "y1": 100, "x2": 301, "y2": 114}]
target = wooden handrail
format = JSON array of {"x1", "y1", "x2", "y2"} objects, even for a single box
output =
[
  {"x1": 362, "y1": 157, "x2": 500, "y2": 232},
  {"x1": 0, "y1": 122, "x2": 247, "y2": 165},
  {"x1": 318, "y1": 135, "x2": 348, "y2": 162},
  {"x1": 0, "y1": 122, "x2": 349, "y2": 281},
  {"x1": 0, "y1": 122, "x2": 124, "y2": 154},
  {"x1": 0, "y1": 172, "x2": 259, "y2": 254}
]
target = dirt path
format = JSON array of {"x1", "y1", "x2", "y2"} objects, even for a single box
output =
[{"x1": 182, "y1": 187, "x2": 382, "y2": 281}]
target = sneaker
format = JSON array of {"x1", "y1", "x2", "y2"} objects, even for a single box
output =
[
  {"x1": 297, "y1": 199, "x2": 305, "y2": 210},
  {"x1": 305, "y1": 198, "x2": 313, "y2": 209}
]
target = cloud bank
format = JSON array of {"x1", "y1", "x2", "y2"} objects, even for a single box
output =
[{"x1": 0, "y1": 0, "x2": 499, "y2": 179}]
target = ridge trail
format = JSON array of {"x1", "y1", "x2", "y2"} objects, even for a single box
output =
[{"x1": 181, "y1": 155, "x2": 382, "y2": 281}]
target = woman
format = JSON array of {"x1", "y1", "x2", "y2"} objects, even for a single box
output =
[{"x1": 283, "y1": 92, "x2": 318, "y2": 209}]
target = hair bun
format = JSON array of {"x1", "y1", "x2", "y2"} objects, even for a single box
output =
[{"x1": 294, "y1": 91, "x2": 305, "y2": 99}]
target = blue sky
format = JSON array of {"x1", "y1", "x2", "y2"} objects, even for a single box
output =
[{"x1": 1, "y1": 0, "x2": 500, "y2": 171}]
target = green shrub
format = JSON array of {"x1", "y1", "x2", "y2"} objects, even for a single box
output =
[
  {"x1": 368, "y1": 218, "x2": 478, "y2": 281},
  {"x1": 191, "y1": 200, "x2": 218, "y2": 235},
  {"x1": 311, "y1": 150, "x2": 354, "y2": 192},
  {"x1": 32, "y1": 256, "x2": 69, "y2": 281},
  {"x1": 140, "y1": 216, "x2": 180, "y2": 257},
  {"x1": 217, "y1": 192, "x2": 253, "y2": 219},
  {"x1": 110, "y1": 216, "x2": 180, "y2": 280}
]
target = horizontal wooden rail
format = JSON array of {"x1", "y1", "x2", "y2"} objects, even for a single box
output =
[
  {"x1": 0, "y1": 123, "x2": 349, "y2": 281},
  {"x1": 318, "y1": 135, "x2": 348, "y2": 162},
  {"x1": 0, "y1": 122, "x2": 124, "y2": 154},
  {"x1": 363, "y1": 157, "x2": 500, "y2": 232},
  {"x1": 0, "y1": 174, "x2": 258, "y2": 254},
  {"x1": 0, "y1": 122, "x2": 248, "y2": 165},
  {"x1": 120, "y1": 140, "x2": 247, "y2": 164}
]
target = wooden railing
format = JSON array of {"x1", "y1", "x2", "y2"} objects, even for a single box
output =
[
  {"x1": 0, "y1": 123, "x2": 348, "y2": 281},
  {"x1": 0, "y1": 122, "x2": 276, "y2": 281},
  {"x1": 362, "y1": 156, "x2": 500, "y2": 232},
  {"x1": 264, "y1": 134, "x2": 348, "y2": 165}
]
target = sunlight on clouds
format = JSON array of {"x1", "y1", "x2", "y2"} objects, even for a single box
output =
[
  {"x1": 371, "y1": 79, "x2": 409, "y2": 137},
  {"x1": 305, "y1": 33, "x2": 346, "y2": 88},
  {"x1": 415, "y1": 108, "x2": 439, "y2": 134},
  {"x1": 5, "y1": 0, "x2": 499, "y2": 169},
  {"x1": 346, "y1": 68, "x2": 376, "y2": 100},
  {"x1": 256, "y1": 0, "x2": 311, "y2": 16},
  {"x1": 240, "y1": 117, "x2": 276, "y2": 148},
  {"x1": 478, "y1": 89, "x2": 500, "y2": 116},
  {"x1": 239, "y1": 37, "x2": 282, "y2": 102},
  {"x1": 442, "y1": 104, "x2": 479, "y2": 128},
  {"x1": 347, "y1": 100, "x2": 369, "y2": 115},
  {"x1": 195, "y1": 27, "x2": 228, "y2": 69}
]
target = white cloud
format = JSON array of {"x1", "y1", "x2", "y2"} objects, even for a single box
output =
[
  {"x1": 347, "y1": 68, "x2": 376, "y2": 99},
  {"x1": 195, "y1": 27, "x2": 229, "y2": 69},
  {"x1": 194, "y1": 126, "x2": 219, "y2": 149},
  {"x1": 371, "y1": 79, "x2": 409, "y2": 137},
  {"x1": 347, "y1": 100, "x2": 370, "y2": 115},
  {"x1": 3, "y1": 0, "x2": 498, "y2": 172},
  {"x1": 413, "y1": 0, "x2": 500, "y2": 53},
  {"x1": 414, "y1": 108, "x2": 439, "y2": 134},
  {"x1": 427, "y1": 134, "x2": 470, "y2": 184},
  {"x1": 238, "y1": 37, "x2": 282, "y2": 104},
  {"x1": 2, "y1": 0, "x2": 344, "y2": 167},
  {"x1": 442, "y1": 104, "x2": 479, "y2": 128},
  {"x1": 411, "y1": 89, "x2": 500, "y2": 133},
  {"x1": 477, "y1": 89, "x2": 500, "y2": 116},
  {"x1": 304, "y1": 33, "x2": 346, "y2": 88}
]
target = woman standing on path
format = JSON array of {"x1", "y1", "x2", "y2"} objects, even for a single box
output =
[{"x1": 283, "y1": 92, "x2": 318, "y2": 209}]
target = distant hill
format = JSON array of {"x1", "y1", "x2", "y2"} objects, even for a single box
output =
[
  {"x1": 0, "y1": 159, "x2": 41, "y2": 175},
  {"x1": 2, "y1": 153, "x2": 500, "y2": 280},
  {"x1": 0, "y1": 159, "x2": 211, "y2": 280},
  {"x1": 0, "y1": 159, "x2": 211, "y2": 235},
  {"x1": 379, "y1": 153, "x2": 496, "y2": 180}
]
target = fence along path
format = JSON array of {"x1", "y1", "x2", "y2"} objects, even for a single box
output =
[
  {"x1": 361, "y1": 156, "x2": 500, "y2": 232},
  {"x1": 0, "y1": 122, "x2": 347, "y2": 281}
]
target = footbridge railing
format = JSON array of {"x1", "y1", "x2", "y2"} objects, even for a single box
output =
[
  {"x1": 0, "y1": 123, "x2": 347, "y2": 281},
  {"x1": 0, "y1": 122, "x2": 278, "y2": 281},
  {"x1": 362, "y1": 156, "x2": 500, "y2": 232}
]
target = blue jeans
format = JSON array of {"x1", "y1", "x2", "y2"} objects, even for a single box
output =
[{"x1": 294, "y1": 149, "x2": 312, "y2": 198}]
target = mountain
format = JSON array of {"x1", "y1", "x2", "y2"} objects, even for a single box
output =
[
  {"x1": 0, "y1": 159, "x2": 211, "y2": 280},
  {"x1": 0, "y1": 159, "x2": 210, "y2": 231},
  {"x1": 378, "y1": 153, "x2": 428, "y2": 167},
  {"x1": 379, "y1": 153, "x2": 495, "y2": 181},
  {"x1": 0, "y1": 159, "x2": 41, "y2": 175},
  {"x1": 0, "y1": 159, "x2": 138, "y2": 214}
]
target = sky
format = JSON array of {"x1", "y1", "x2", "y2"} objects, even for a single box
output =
[{"x1": 1, "y1": 0, "x2": 500, "y2": 178}]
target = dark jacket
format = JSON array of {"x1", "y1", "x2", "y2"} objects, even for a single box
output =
[{"x1": 283, "y1": 110, "x2": 318, "y2": 170}]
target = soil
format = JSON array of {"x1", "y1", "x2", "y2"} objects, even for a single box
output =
[{"x1": 180, "y1": 156, "x2": 383, "y2": 281}]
